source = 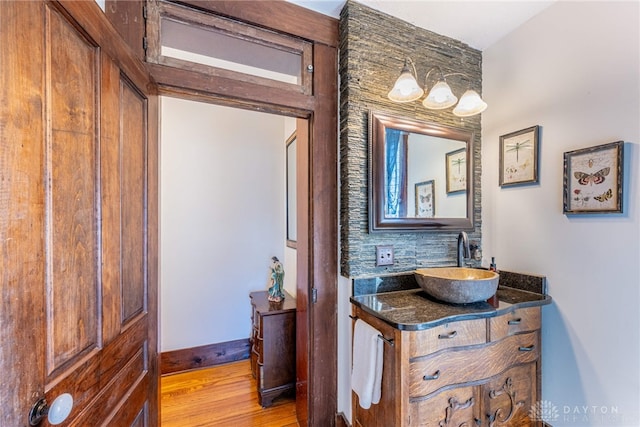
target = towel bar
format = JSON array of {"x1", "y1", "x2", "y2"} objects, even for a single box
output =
[
  {"x1": 350, "y1": 315, "x2": 395, "y2": 346},
  {"x1": 377, "y1": 335, "x2": 395, "y2": 347}
]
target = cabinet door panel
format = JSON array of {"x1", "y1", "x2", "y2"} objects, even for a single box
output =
[
  {"x1": 410, "y1": 386, "x2": 481, "y2": 427},
  {"x1": 262, "y1": 313, "x2": 296, "y2": 389},
  {"x1": 483, "y1": 363, "x2": 538, "y2": 426},
  {"x1": 352, "y1": 308, "x2": 402, "y2": 427}
]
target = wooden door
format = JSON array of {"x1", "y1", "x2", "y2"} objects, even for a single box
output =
[{"x1": 0, "y1": 1, "x2": 158, "y2": 426}]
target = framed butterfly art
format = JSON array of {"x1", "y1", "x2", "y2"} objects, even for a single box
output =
[
  {"x1": 563, "y1": 141, "x2": 624, "y2": 214},
  {"x1": 415, "y1": 180, "x2": 435, "y2": 218}
]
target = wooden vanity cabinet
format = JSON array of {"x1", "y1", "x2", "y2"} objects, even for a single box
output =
[
  {"x1": 352, "y1": 306, "x2": 543, "y2": 427},
  {"x1": 249, "y1": 291, "x2": 296, "y2": 407}
]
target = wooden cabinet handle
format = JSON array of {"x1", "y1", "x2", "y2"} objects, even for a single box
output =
[
  {"x1": 508, "y1": 318, "x2": 522, "y2": 325},
  {"x1": 519, "y1": 345, "x2": 535, "y2": 352},
  {"x1": 437, "y1": 330, "x2": 458, "y2": 339},
  {"x1": 423, "y1": 370, "x2": 441, "y2": 381}
]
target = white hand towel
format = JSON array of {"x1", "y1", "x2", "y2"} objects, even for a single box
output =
[{"x1": 351, "y1": 319, "x2": 384, "y2": 409}]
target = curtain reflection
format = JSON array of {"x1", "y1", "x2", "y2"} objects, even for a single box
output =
[{"x1": 385, "y1": 128, "x2": 407, "y2": 217}]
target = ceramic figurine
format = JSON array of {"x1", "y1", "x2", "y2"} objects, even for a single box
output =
[{"x1": 267, "y1": 256, "x2": 285, "y2": 302}]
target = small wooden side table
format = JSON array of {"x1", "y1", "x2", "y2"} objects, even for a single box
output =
[{"x1": 249, "y1": 290, "x2": 296, "y2": 407}]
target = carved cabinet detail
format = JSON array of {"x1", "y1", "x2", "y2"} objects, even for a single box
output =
[
  {"x1": 352, "y1": 306, "x2": 543, "y2": 427},
  {"x1": 484, "y1": 363, "x2": 537, "y2": 426}
]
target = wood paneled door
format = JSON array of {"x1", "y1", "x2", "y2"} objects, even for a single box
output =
[{"x1": 0, "y1": 1, "x2": 158, "y2": 426}]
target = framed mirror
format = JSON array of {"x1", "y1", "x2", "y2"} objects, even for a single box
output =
[{"x1": 369, "y1": 111, "x2": 474, "y2": 232}]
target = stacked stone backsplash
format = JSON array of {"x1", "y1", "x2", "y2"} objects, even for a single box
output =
[{"x1": 339, "y1": 1, "x2": 483, "y2": 277}]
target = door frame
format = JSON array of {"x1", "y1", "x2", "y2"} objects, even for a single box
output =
[{"x1": 134, "y1": 1, "x2": 339, "y2": 425}]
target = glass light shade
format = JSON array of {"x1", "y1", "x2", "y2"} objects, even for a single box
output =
[
  {"x1": 387, "y1": 67, "x2": 424, "y2": 103},
  {"x1": 422, "y1": 81, "x2": 458, "y2": 110},
  {"x1": 453, "y1": 89, "x2": 488, "y2": 117}
]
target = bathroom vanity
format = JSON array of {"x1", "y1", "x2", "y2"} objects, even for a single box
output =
[{"x1": 350, "y1": 273, "x2": 551, "y2": 427}]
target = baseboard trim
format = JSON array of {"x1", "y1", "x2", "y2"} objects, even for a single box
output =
[
  {"x1": 336, "y1": 412, "x2": 351, "y2": 427},
  {"x1": 161, "y1": 338, "x2": 250, "y2": 375}
]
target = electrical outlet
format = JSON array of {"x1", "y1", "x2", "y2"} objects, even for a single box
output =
[{"x1": 376, "y1": 245, "x2": 394, "y2": 266}]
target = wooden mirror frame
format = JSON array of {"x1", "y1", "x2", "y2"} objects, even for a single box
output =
[{"x1": 369, "y1": 111, "x2": 475, "y2": 232}]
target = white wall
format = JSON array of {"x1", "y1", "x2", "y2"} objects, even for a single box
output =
[
  {"x1": 483, "y1": 2, "x2": 639, "y2": 425},
  {"x1": 160, "y1": 97, "x2": 297, "y2": 351}
]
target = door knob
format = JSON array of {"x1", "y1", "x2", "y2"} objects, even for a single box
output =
[{"x1": 29, "y1": 393, "x2": 73, "y2": 426}]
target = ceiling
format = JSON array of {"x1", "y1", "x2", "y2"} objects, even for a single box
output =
[{"x1": 287, "y1": 0, "x2": 555, "y2": 50}]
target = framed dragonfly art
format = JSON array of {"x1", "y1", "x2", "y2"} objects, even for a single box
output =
[
  {"x1": 445, "y1": 148, "x2": 467, "y2": 194},
  {"x1": 499, "y1": 125, "x2": 540, "y2": 187},
  {"x1": 563, "y1": 141, "x2": 624, "y2": 214}
]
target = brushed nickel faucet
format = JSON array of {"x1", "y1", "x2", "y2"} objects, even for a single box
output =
[{"x1": 457, "y1": 231, "x2": 470, "y2": 267}]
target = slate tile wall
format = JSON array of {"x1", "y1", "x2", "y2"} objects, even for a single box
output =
[{"x1": 339, "y1": 0, "x2": 484, "y2": 277}]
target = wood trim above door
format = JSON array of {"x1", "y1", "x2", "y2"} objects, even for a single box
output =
[
  {"x1": 173, "y1": 0, "x2": 338, "y2": 48},
  {"x1": 145, "y1": 62, "x2": 316, "y2": 115}
]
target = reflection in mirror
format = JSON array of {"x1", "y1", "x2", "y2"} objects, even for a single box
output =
[
  {"x1": 385, "y1": 130, "x2": 466, "y2": 218},
  {"x1": 370, "y1": 111, "x2": 474, "y2": 232},
  {"x1": 286, "y1": 132, "x2": 297, "y2": 246}
]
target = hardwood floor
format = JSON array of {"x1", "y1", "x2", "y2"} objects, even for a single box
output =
[{"x1": 161, "y1": 359, "x2": 298, "y2": 426}]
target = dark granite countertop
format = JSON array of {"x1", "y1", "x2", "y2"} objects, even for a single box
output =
[{"x1": 350, "y1": 286, "x2": 552, "y2": 331}]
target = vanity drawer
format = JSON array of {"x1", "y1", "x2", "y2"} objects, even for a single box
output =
[
  {"x1": 409, "y1": 331, "x2": 539, "y2": 398},
  {"x1": 489, "y1": 307, "x2": 541, "y2": 341},
  {"x1": 409, "y1": 385, "x2": 480, "y2": 427},
  {"x1": 409, "y1": 318, "x2": 486, "y2": 358}
]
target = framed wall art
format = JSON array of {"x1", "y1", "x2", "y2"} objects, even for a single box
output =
[
  {"x1": 563, "y1": 140, "x2": 623, "y2": 214},
  {"x1": 415, "y1": 180, "x2": 435, "y2": 218},
  {"x1": 499, "y1": 125, "x2": 540, "y2": 187},
  {"x1": 445, "y1": 148, "x2": 466, "y2": 194}
]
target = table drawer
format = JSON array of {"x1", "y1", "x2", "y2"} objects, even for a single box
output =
[
  {"x1": 489, "y1": 307, "x2": 541, "y2": 341},
  {"x1": 409, "y1": 331, "x2": 539, "y2": 398},
  {"x1": 409, "y1": 318, "x2": 486, "y2": 358},
  {"x1": 253, "y1": 336, "x2": 264, "y2": 364}
]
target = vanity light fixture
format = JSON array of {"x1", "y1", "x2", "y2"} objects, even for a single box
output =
[
  {"x1": 387, "y1": 58, "x2": 424, "y2": 103},
  {"x1": 388, "y1": 58, "x2": 488, "y2": 117},
  {"x1": 452, "y1": 89, "x2": 488, "y2": 117},
  {"x1": 422, "y1": 66, "x2": 458, "y2": 110}
]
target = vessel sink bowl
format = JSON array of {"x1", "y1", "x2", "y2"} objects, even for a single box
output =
[{"x1": 414, "y1": 267, "x2": 499, "y2": 304}]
